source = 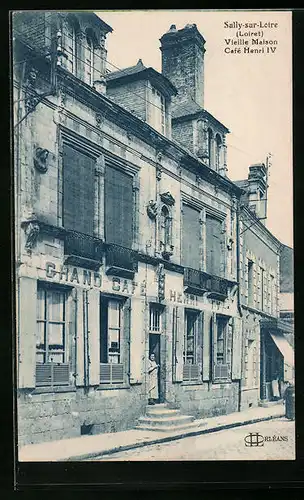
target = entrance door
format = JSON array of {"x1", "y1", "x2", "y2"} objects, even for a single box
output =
[{"x1": 149, "y1": 333, "x2": 161, "y2": 403}]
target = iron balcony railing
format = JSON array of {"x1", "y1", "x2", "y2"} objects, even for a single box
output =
[
  {"x1": 184, "y1": 268, "x2": 229, "y2": 299},
  {"x1": 105, "y1": 243, "x2": 138, "y2": 272},
  {"x1": 64, "y1": 230, "x2": 103, "y2": 262}
]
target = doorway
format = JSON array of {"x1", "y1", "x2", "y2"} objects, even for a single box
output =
[{"x1": 149, "y1": 333, "x2": 161, "y2": 403}]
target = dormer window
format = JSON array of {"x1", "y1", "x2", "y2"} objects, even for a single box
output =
[
  {"x1": 150, "y1": 86, "x2": 167, "y2": 135},
  {"x1": 215, "y1": 134, "x2": 222, "y2": 172},
  {"x1": 84, "y1": 29, "x2": 98, "y2": 86},
  {"x1": 63, "y1": 15, "x2": 79, "y2": 76},
  {"x1": 208, "y1": 127, "x2": 214, "y2": 169}
]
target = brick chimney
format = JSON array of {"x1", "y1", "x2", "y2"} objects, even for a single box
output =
[{"x1": 160, "y1": 23, "x2": 206, "y2": 110}]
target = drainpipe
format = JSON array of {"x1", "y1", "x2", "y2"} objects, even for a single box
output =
[{"x1": 236, "y1": 199, "x2": 243, "y2": 411}]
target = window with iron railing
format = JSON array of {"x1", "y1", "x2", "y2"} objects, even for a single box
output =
[
  {"x1": 64, "y1": 230, "x2": 103, "y2": 262},
  {"x1": 36, "y1": 284, "x2": 70, "y2": 387}
]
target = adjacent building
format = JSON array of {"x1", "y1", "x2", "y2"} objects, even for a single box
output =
[
  {"x1": 13, "y1": 11, "x2": 292, "y2": 446},
  {"x1": 235, "y1": 165, "x2": 294, "y2": 409}
]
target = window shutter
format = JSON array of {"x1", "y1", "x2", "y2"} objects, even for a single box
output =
[
  {"x1": 75, "y1": 289, "x2": 85, "y2": 386},
  {"x1": 231, "y1": 316, "x2": 242, "y2": 380},
  {"x1": 172, "y1": 306, "x2": 184, "y2": 382},
  {"x1": 123, "y1": 300, "x2": 131, "y2": 382},
  {"x1": 211, "y1": 312, "x2": 217, "y2": 379},
  {"x1": 206, "y1": 216, "x2": 222, "y2": 276},
  {"x1": 63, "y1": 144, "x2": 95, "y2": 235},
  {"x1": 68, "y1": 290, "x2": 77, "y2": 386},
  {"x1": 256, "y1": 266, "x2": 261, "y2": 308},
  {"x1": 87, "y1": 288, "x2": 100, "y2": 386},
  {"x1": 196, "y1": 312, "x2": 203, "y2": 378},
  {"x1": 18, "y1": 277, "x2": 37, "y2": 388},
  {"x1": 129, "y1": 297, "x2": 145, "y2": 384},
  {"x1": 182, "y1": 205, "x2": 201, "y2": 269},
  {"x1": 105, "y1": 165, "x2": 133, "y2": 248},
  {"x1": 202, "y1": 311, "x2": 212, "y2": 381}
]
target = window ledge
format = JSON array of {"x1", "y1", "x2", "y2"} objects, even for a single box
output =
[
  {"x1": 97, "y1": 384, "x2": 130, "y2": 391},
  {"x1": 181, "y1": 381, "x2": 203, "y2": 386},
  {"x1": 212, "y1": 379, "x2": 232, "y2": 385},
  {"x1": 31, "y1": 385, "x2": 76, "y2": 395}
]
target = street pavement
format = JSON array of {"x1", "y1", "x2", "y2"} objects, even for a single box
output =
[{"x1": 93, "y1": 417, "x2": 295, "y2": 461}]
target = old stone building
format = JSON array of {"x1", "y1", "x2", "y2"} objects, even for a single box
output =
[
  {"x1": 13, "y1": 11, "x2": 287, "y2": 446},
  {"x1": 235, "y1": 165, "x2": 294, "y2": 410}
]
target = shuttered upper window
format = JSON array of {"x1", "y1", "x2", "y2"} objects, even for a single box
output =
[
  {"x1": 206, "y1": 214, "x2": 224, "y2": 277},
  {"x1": 182, "y1": 205, "x2": 201, "y2": 270},
  {"x1": 104, "y1": 165, "x2": 133, "y2": 248},
  {"x1": 63, "y1": 144, "x2": 95, "y2": 235}
]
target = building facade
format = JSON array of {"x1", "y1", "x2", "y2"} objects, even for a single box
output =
[
  {"x1": 13, "y1": 12, "x2": 287, "y2": 446},
  {"x1": 236, "y1": 165, "x2": 294, "y2": 410}
]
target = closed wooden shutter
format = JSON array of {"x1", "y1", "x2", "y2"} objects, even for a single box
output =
[
  {"x1": 87, "y1": 289, "x2": 100, "y2": 386},
  {"x1": 206, "y1": 215, "x2": 222, "y2": 276},
  {"x1": 63, "y1": 144, "x2": 95, "y2": 235},
  {"x1": 68, "y1": 290, "x2": 77, "y2": 386},
  {"x1": 211, "y1": 312, "x2": 217, "y2": 379},
  {"x1": 196, "y1": 312, "x2": 203, "y2": 379},
  {"x1": 172, "y1": 306, "x2": 184, "y2": 382},
  {"x1": 202, "y1": 311, "x2": 212, "y2": 381},
  {"x1": 75, "y1": 289, "x2": 85, "y2": 387},
  {"x1": 18, "y1": 277, "x2": 37, "y2": 388},
  {"x1": 231, "y1": 316, "x2": 242, "y2": 380},
  {"x1": 182, "y1": 205, "x2": 201, "y2": 269},
  {"x1": 129, "y1": 297, "x2": 145, "y2": 384},
  {"x1": 105, "y1": 165, "x2": 133, "y2": 248}
]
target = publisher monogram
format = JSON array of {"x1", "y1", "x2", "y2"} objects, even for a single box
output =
[{"x1": 244, "y1": 432, "x2": 288, "y2": 447}]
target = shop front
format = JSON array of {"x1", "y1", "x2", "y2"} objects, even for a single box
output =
[{"x1": 260, "y1": 319, "x2": 294, "y2": 403}]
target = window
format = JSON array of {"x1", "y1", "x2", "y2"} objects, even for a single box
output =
[
  {"x1": 100, "y1": 297, "x2": 125, "y2": 384},
  {"x1": 270, "y1": 275, "x2": 275, "y2": 315},
  {"x1": 208, "y1": 128, "x2": 214, "y2": 168},
  {"x1": 182, "y1": 204, "x2": 201, "y2": 269},
  {"x1": 104, "y1": 165, "x2": 133, "y2": 248},
  {"x1": 215, "y1": 134, "x2": 222, "y2": 172},
  {"x1": 36, "y1": 285, "x2": 70, "y2": 387},
  {"x1": 149, "y1": 86, "x2": 167, "y2": 135},
  {"x1": 101, "y1": 299, "x2": 122, "y2": 364},
  {"x1": 205, "y1": 214, "x2": 224, "y2": 276},
  {"x1": 213, "y1": 316, "x2": 230, "y2": 381},
  {"x1": 248, "y1": 260, "x2": 254, "y2": 306},
  {"x1": 260, "y1": 267, "x2": 265, "y2": 310},
  {"x1": 183, "y1": 310, "x2": 200, "y2": 381},
  {"x1": 149, "y1": 304, "x2": 162, "y2": 333},
  {"x1": 63, "y1": 144, "x2": 95, "y2": 235},
  {"x1": 63, "y1": 16, "x2": 79, "y2": 75},
  {"x1": 184, "y1": 311, "x2": 198, "y2": 364},
  {"x1": 84, "y1": 33, "x2": 94, "y2": 86},
  {"x1": 216, "y1": 317, "x2": 226, "y2": 364}
]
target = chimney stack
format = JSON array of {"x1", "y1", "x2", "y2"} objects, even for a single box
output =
[
  {"x1": 247, "y1": 163, "x2": 268, "y2": 223},
  {"x1": 160, "y1": 23, "x2": 206, "y2": 110}
]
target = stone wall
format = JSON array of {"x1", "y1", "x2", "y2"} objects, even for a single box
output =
[{"x1": 17, "y1": 385, "x2": 145, "y2": 446}]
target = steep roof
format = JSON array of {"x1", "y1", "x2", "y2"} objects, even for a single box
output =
[
  {"x1": 171, "y1": 100, "x2": 229, "y2": 133},
  {"x1": 280, "y1": 244, "x2": 294, "y2": 292},
  {"x1": 106, "y1": 59, "x2": 177, "y2": 97}
]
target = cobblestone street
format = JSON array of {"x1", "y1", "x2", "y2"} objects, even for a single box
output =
[{"x1": 94, "y1": 418, "x2": 295, "y2": 461}]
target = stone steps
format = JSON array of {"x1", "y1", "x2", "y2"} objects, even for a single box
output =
[{"x1": 136, "y1": 404, "x2": 200, "y2": 433}]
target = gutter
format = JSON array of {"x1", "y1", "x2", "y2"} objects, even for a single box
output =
[{"x1": 236, "y1": 198, "x2": 243, "y2": 412}]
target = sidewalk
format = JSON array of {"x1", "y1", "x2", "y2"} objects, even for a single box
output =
[{"x1": 18, "y1": 403, "x2": 285, "y2": 462}]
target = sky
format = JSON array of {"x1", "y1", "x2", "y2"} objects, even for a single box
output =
[{"x1": 96, "y1": 10, "x2": 293, "y2": 247}]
